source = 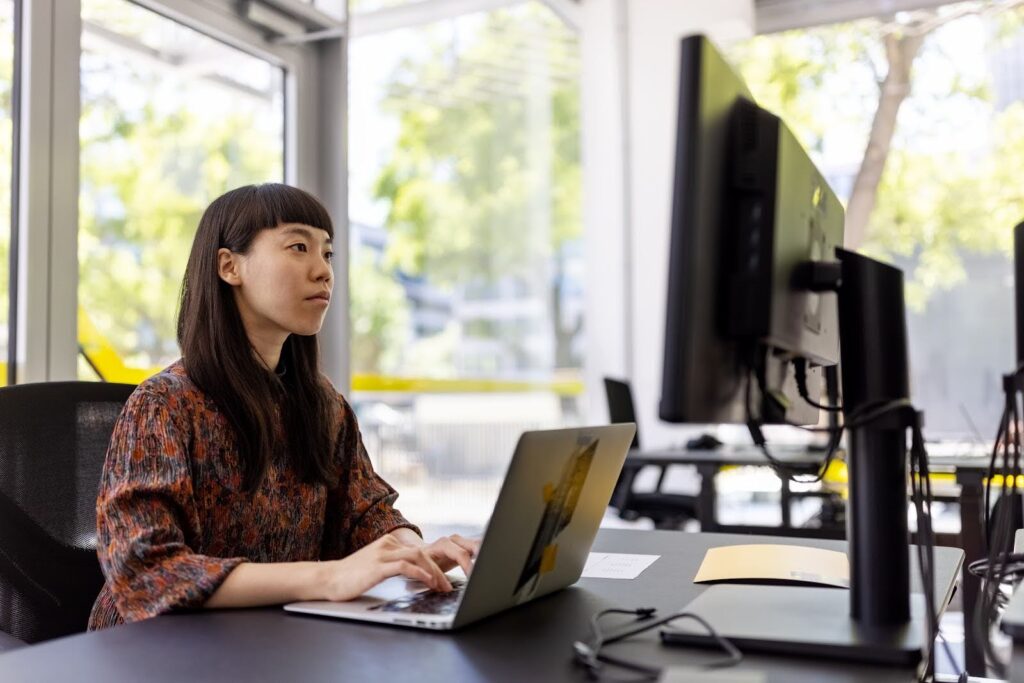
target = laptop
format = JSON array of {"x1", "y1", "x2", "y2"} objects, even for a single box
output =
[{"x1": 284, "y1": 423, "x2": 636, "y2": 630}]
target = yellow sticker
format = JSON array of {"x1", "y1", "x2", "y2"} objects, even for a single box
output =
[{"x1": 540, "y1": 544, "x2": 558, "y2": 574}]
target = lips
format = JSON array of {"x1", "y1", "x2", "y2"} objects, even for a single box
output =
[{"x1": 306, "y1": 293, "x2": 331, "y2": 302}]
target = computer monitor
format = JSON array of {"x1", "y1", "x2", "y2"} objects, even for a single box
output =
[
  {"x1": 659, "y1": 34, "x2": 844, "y2": 427},
  {"x1": 656, "y1": 36, "x2": 932, "y2": 662}
]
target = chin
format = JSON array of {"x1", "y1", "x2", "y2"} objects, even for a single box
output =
[{"x1": 286, "y1": 314, "x2": 327, "y2": 337}]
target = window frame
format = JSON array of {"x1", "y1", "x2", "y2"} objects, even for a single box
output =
[
  {"x1": 4, "y1": 0, "x2": 21, "y2": 386},
  {"x1": 13, "y1": 0, "x2": 350, "y2": 387}
]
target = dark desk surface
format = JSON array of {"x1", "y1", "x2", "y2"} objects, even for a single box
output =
[
  {"x1": 627, "y1": 447, "x2": 991, "y2": 672},
  {"x1": 0, "y1": 530, "x2": 963, "y2": 683}
]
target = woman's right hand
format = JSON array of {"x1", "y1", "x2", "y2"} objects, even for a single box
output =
[{"x1": 318, "y1": 532, "x2": 453, "y2": 602}]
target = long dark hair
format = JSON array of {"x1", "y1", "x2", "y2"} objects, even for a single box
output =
[{"x1": 178, "y1": 183, "x2": 336, "y2": 490}]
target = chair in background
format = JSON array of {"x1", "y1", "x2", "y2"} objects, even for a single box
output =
[
  {"x1": 603, "y1": 378, "x2": 698, "y2": 529},
  {"x1": 0, "y1": 381, "x2": 136, "y2": 646}
]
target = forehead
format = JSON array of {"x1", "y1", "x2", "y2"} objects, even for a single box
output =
[{"x1": 272, "y1": 223, "x2": 332, "y2": 242}]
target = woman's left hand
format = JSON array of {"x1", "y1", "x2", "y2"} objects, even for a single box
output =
[
  {"x1": 390, "y1": 528, "x2": 480, "y2": 577},
  {"x1": 423, "y1": 534, "x2": 480, "y2": 576}
]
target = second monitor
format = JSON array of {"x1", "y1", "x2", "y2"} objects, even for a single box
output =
[{"x1": 659, "y1": 34, "x2": 844, "y2": 428}]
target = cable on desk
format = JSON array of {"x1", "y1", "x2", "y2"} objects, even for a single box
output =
[{"x1": 572, "y1": 607, "x2": 742, "y2": 681}]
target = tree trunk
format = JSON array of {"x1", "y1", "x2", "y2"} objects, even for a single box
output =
[{"x1": 844, "y1": 30, "x2": 926, "y2": 249}]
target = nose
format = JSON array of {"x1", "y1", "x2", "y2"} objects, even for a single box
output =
[{"x1": 313, "y1": 253, "x2": 332, "y2": 285}]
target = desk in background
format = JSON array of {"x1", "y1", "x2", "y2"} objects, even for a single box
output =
[
  {"x1": 0, "y1": 529, "x2": 962, "y2": 683},
  {"x1": 628, "y1": 445, "x2": 831, "y2": 535}
]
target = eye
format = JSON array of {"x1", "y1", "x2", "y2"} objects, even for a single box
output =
[
  {"x1": 325, "y1": 251, "x2": 334, "y2": 262},
  {"x1": 289, "y1": 243, "x2": 308, "y2": 253}
]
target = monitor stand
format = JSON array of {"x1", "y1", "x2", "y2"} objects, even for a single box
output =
[{"x1": 661, "y1": 584, "x2": 927, "y2": 665}]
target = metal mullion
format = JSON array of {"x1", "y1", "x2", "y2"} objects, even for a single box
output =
[
  {"x1": 6, "y1": 0, "x2": 20, "y2": 386},
  {"x1": 16, "y1": 0, "x2": 64, "y2": 382},
  {"x1": 299, "y1": 35, "x2": 349, "y2": 390},
  {"x1": 47, "y1": 0, "x2": 81, "y2": 381}
]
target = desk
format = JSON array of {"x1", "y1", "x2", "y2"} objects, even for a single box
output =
[
  {"x1": 629, "y1": 449, "x2": 991, "y2": 675},
  {"x1": 0, "y1": 530, "x2": 963, "y2": 683}
]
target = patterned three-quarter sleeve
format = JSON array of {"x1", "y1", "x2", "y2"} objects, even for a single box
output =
[
  {"x1": 96, "y1": 389, "x2": 245, "y2": 623},
  {"x1": 334, "y1": 396, "x2": 420, "y2": 555}
]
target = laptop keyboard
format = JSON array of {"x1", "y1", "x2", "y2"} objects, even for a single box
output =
[{"x1": 368, "y1": 581, "x2": 466, "y2": 616}]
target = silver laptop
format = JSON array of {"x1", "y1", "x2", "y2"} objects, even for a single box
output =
[{"x1": 284, "y1": 423, "x2": 636, "y2": 630}]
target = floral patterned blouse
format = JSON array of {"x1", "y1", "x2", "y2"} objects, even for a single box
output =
[{"x1": 88, "y1": 361, "x2": 418, "y2": 630}]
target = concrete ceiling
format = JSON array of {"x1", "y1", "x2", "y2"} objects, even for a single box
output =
[{"x1": 755, "y1": 0, "x2": 960, "y2": 33}]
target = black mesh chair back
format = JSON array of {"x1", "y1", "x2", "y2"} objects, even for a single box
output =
[
  {"x1": 0, "y1": 381, "x2": 136, "y2": 643},
  {"x1": 603, "y1": 377, "x2": 697, "y2": 529},
  {"x1": 603, "y1": 378, "x2": 641, "y2": 450}
]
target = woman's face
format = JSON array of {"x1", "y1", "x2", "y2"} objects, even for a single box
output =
[{"x1": 219, "y1": 223, "x2": 334, "y2": 341}]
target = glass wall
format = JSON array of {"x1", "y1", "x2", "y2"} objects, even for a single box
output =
[
  {"x1": 0, "y1": 1, "x2": 14, "y2": 386},
  {"x1": 348, "y1": 1, "x2": 583, "y2": 526},
  {"x1": 733, "y1": 2, "x2": 1024, "y2": 443},
  {"x1": 78, "y1": 0, "x2": 284, "y2": 381}
]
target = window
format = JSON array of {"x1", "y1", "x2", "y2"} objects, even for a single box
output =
[
  {"x1": 348, "y1": 2, "x2": 583, "y2": 525},
  {"x1": 78, "y1": 0, "x2": 284, "y2": 381},
  {"x1": 733, "y1": 3, "x2": 1024, "y2": 441}
]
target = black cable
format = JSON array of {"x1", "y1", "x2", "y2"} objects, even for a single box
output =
[
  {"x1": 743, "y1": 366, "x2": 843, "y2": 484},
  {"x1": 975, "y1": 376, "x2": 1023, "y2": 678},
  {"x1": 572, "y1": 607, "x2": 743, "y2": 681},
  {"x1": 908, "y1": 416, "x2": 966, "y2": 679},
  {"x1": 793, "y1": 357, "x2": 842, "y2": 412},
  {"x1": 746, "y1": 362, "x2": 911, "y2": 485}
]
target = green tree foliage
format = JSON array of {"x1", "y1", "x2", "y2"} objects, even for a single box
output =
[
  {"x1": 734, "y1": 5, "x2": 1021, "y2": 311},
  {"x1": 79, "y1": 105, "x2": 279, "y2": 368},
  {"x1": 78, "y1": 1, "x2": 282, "y2": 371},
  {"x1": 368, "y1": 3, "x2": 581, "y2": 375},
  {"x1": 349, "y1": 247, "x2": 410, "y2": 374}
]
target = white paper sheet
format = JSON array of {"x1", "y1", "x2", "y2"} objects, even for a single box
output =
[{"x1": 581, "y1": 552, "x2": 659, "y2": 580}]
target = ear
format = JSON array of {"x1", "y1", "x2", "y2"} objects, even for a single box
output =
[{"x1": 217, "y1": 248, "x2": 243, "y2": 286}]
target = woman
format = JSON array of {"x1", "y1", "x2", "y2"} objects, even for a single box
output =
[{"x1": 89, "y1": 183, "x2": 477, "y2": 629}]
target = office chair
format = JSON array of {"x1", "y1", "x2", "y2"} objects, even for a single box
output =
[
  {"x1": 0, "y1": 381, "x2": 136, "y2": 645},
  {"x1": 603, "y1": 378, "x2": 698, "y2": 529}
]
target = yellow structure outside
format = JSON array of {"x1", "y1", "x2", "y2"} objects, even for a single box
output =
[
  {"x1": 0, "y1": 311, "x2": 981, "y2": 496},
  {"x1": 0, "y1": 307, "x2": 586, "y2": 397}
]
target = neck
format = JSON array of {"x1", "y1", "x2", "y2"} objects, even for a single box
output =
[
  {"x1": 232, "y1": 292, "x2": 288, "y2": 372},
  {"x1": 239, "y1": 318, "x2": 287, "y2": 372},
  {"x1": 252, "y1": 332, "x2": 287, "y2": 372}
]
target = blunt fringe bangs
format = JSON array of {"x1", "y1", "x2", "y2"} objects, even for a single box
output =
[{"x1": 177, "y1": 183, "x2": 337, "y2": 491}]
